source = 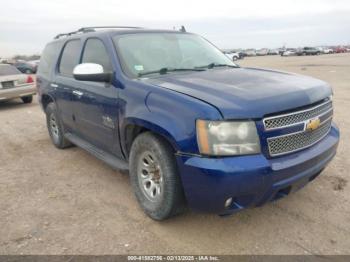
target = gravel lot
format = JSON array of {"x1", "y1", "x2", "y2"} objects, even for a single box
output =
[{"x1": 0, "y1": 53, "x2": 349, "y2": 255}]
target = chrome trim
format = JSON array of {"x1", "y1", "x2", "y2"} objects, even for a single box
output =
[
  {"x1": 267, "y1": 117, "x2": 332, "y2": 157},
  {"x1": 72, "y1": 90, "x2": 83, "y2": 97},
  {"x1": 263, "y1": 99, "x2": 332, "y2": 131}
]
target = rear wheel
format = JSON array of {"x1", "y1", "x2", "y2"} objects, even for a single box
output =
[
  {"x1": 21, "y1": 95, "x2": 33, "y2": 104},
  {"x1": 129, "y1": 132, "x2": 186, "y2": 220},
  {"x1": 45, "y1": 103, "x2": 72, "y2": 149}
]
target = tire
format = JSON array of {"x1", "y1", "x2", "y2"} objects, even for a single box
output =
[
  {"x1": 233, "y1": 56, "x2": 238, "y2": 61},
  {"x1": 21, "y1": 95, "x2": 33, "y2": 104},
  {"x1": 45, "y1": 103, "x2": 72, "y2": 149},
  {"x1": 129, "y1": 132, "x2": 186, "y2": 220}
]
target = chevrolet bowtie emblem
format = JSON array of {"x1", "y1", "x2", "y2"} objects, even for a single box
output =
[{"x1": 306, "y1": 118, "x2": 321, "y2": 131}]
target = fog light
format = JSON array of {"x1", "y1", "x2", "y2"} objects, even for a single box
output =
[{"x1": 224, "y1": 197, "x2": 233, "y2": 208}]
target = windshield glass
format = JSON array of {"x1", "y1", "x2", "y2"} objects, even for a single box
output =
[
  {"x1": 113, "y1": 33, "x2": 236, "y2": 78},
  {"x1": 0, "y1": 64, "x2": 21, "y2": 76}
]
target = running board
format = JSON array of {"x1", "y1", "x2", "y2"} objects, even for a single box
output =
[{"x1": 65, "y1": 133, "x2": 129, "y2": 171}]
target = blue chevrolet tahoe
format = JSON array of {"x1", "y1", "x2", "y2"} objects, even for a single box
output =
[{"x1": 37, "y1": 26, "x2": 339, "y2": 220}]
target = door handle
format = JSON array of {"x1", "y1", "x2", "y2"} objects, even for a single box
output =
[
  {"x1": 50, "y1": 83, "x2": 58, "y2": 88},
  {"x1": 72, "y1": 90, "x2": 84, "y2": 97}
]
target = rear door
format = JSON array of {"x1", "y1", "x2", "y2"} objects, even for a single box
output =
[
  {"x1": 54, "y1": 39, "x2": 82, "y2": 131},
  {"x1": 72, "y1": 37, "x2": 121, "y2": 156}
]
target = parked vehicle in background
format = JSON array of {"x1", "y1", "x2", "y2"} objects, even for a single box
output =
[
  {"x1": 281, "y1": 49, "x2": 297, "y2": 56},
  {"x1": 256, "y1": 48, "x2": 269, "y2": 56},
  {"x1": 14, "y1": 61, "x2": 37, "y2": 74},
  {"x1": 297, "y1": 47, "x2": 321, "y2": 56},
  {"x1": 37, "y1": 26, "x2": 339, "y2": 220},
  {"x1": 27, "y1": 60, "x2": 41, "y2": 68},
  {"x1": 322, "y1": 48, "x2": 334, "y2": 54},
  {"x1": 244, "y1": 49, "x2": 256, "y2": 56},
  {"x1": 237, "y1": 51, "x2": 246, "y2": 59},
  {"x1": 267, "y1": 49, "x2": 279, "y2": 55},
  {"x1": 334, "y1": 46, "x2": 347, "y2": 53},
  {"x1": 223, "y1": 51, "x2": 240, "y2": 61},
  {"x1": 316, "y1": 47, "x2": 327, "y2": 54},
  {"x1": 0, "y1": 64, "x2": 36, "y2": 103}
]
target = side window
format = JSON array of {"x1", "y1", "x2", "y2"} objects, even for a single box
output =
[
  {"x1": 82, "y1": 38, "x2": 112, "y2": 72},
  {"x1": 59, "y1": 40, "x2": 81, "y2": 77},
  {"x1": 38, "y1": 42, "x2": 60, "y2": 77}
]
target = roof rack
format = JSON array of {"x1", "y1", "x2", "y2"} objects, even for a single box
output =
[{"x1": 54, "y1": 26, "x2": 143, "y2": 39}]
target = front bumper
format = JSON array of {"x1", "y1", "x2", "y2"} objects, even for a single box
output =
[
  {"x1": 0, "y1": 84, "x2": 36, "y2": 101},
  {"x1": 176, "y1": 123, "x2": 339, "y2": 215}
]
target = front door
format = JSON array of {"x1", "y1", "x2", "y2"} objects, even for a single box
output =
[{"x1": 72, "y1": 38, "x2": 122, "y2": 157}]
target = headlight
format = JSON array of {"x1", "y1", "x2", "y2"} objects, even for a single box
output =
[{"x1": 196, "y1": 120, "x2": 261, "y2": 156}]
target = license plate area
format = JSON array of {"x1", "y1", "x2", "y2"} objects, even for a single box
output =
[{"x1": 1, "y1": 81, "x2": 15, "y2": 89}]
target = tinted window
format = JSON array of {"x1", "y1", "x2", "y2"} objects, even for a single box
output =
[
  {"x1": 82, "y1": 38, "x2": 112, "y2": 72},
  {"x1": 38, "y1": 42, "x2": 60, "y2": 76},
  {"x1": 59, "y1": 40, "x2": 81, "y2": 76},
  {"x1": 0, "y1": 65, "x2": 21, "y2": 76}
]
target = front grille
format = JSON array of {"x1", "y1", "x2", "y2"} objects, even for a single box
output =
[
  {"x1": 1, "y1": 81, "x2": 14, "y2": 89},
  {"x1": 267, "y1": 119, "x2": 332, "y2": 156},
  {"x1": 264, "y1": 100, "x2": 332, "y2": 130}
]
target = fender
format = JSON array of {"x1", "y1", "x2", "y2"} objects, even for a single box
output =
[{"x1": 119, "y1": 81, "x2": 222, "y2": 156}]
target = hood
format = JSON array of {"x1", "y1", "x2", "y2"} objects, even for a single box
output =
[{"x1": 144, "y1": 67, "x2": 332, "y2": 119}]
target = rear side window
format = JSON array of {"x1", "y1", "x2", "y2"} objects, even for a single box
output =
[
  {"x1": 59, "y1": 40, "x2": 81, "y2": 77},
  {"x1": 38, "y1": 42, "x2": 60, "y2": 77},
  {"x1": 0, "y1": 65, "x2": 21, "y2": 76},
  {"x1": 82, "y1": 38, "x2": 112, "y2": 72}
]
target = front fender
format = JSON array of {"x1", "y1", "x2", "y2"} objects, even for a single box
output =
[{"x1": 119, "y1": 82, "x2": 222, "y2": 155}]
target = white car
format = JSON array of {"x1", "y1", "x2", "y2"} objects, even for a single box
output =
[
  {"x1": 323, "y1": 48, "x2": 334, "y2": 54},
  {"x1": 224, "y1": 51, "x2": 240, "y2": 61},
  {"x1": 282, "y1": 50, "x2": 297, "y2": 56},
  {"x1": 0, "y1": 64, "x2": 36, "y2": 103}
]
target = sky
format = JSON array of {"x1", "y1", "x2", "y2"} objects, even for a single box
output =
[{"x1": 0, "y1": 0, "x2": 350, "y2": 57}]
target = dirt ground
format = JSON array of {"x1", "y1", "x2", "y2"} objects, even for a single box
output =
[{"x1": 0, "y1": 53, "x2": 349, "y2": 255}]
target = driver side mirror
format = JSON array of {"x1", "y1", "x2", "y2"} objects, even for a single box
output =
[{"x1": 73, "y1": 63, "x2": 112, "y2": 82}]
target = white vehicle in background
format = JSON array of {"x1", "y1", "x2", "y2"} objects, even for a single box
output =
[
  {"x1": 223, "y1": 51, "x2": 240, "y2": 61},
  {"x1": 268, "y1": 49, "x2": 279, "y2": 55},
  {"x1": 322, "y1": 48, "x2": 334, "y2": 54},
  {"x1": 256, "y1": 48, "x2": 269, "y2": 56},
  {"x1": 281, "y1": 49, "x2": 297, "y2": 56},
  {"x1": 244, "y1": 49, "x2": 257, "y2": 56},
  {"x1": 0, "y1": 64, "x2": 36, "y2": 103},
  {"x1": 27, "y1": 60, "x2": 41, "y2": 67}
]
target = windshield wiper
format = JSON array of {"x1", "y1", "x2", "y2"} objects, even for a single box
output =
[
  {"x1": 196, "y1": 63, "x2": 239, "y2": 69},
  {"x1": 138, "y1": 67, "x2": 205, "y2": 77}
]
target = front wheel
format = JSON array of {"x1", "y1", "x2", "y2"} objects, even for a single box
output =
[{"x1": 129, "y1": 132, "x2": 186, "y2": 220}]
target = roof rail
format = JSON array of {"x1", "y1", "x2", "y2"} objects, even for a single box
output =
[{"x1": 54, "y1": 26, "x2": 143, "y2": 39}]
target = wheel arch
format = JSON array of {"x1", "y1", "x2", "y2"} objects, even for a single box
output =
[
  {"x1": 41, "y1": 93, "x2": 55, "y2": 111},
  {"x1": 122, "y1": 118, "x2": 179, "y2": 159}
]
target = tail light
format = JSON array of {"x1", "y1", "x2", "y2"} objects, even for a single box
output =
[{"x1": 26, "y1": 76, "x2": 34, "y2": 83}]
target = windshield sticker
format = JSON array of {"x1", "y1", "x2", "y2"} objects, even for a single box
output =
[{"x1": 134, "y1": 65, "x2": 144, "y2": 71}]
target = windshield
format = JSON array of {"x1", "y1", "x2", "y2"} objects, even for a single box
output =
[
  {"x1": 113, "y1": 33, "x2": 236, "y2": 78},
  {"x1": 0, "y1": 64, "x2": 21, "y2": 76}
]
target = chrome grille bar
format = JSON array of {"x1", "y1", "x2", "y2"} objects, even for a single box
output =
[{"x1": 264, "y1": 99, "x2": 332, "y2": 131}]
